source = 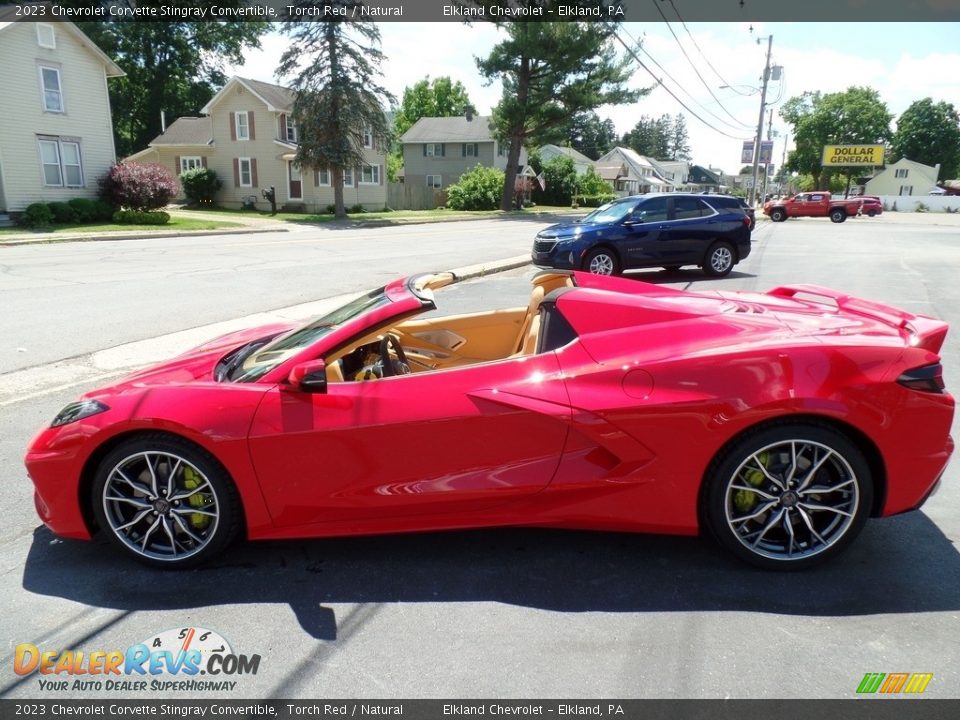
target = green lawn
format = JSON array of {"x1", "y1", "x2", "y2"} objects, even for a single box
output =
[
  {"x1": 172, "y1": 205, "x2": 583, "y2": 225},
  {"x1": 0, "y1": 217, "x2": 242, "y2": 236}
]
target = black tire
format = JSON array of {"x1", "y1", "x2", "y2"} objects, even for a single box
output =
[
  {"x1": 830, "y1": 208, "x2": 847, "y2": 223},
  {"x1": 702, "y1": 241, "x2": 735, "y2": 277},
  {"x1": 770, "y1": 208, "x2": 787, "y2": 222},
  {"x1": 91, "y1": 434, "x2": 242, "y2": 569},
  {"x1": 867, "y1": 210, "x2": 877, "y2": 217},
  {"x1": 704, "y1": 422, "x2": 872, "y2": 570},
  {"x1": 583, "y1": 247, "x2": 620, "y2": 276}
]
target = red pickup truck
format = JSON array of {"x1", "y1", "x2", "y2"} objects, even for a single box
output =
[{"x1": 763, "y1": 192, "x2": 883, "y2": 223}]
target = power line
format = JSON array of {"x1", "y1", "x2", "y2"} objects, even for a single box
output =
[
  {"x1": 666, "y1": 0, "x2": 753, "y2": 97},
  {"x1": 650, "y1": 0, "x2": 755, "y2": 129}
]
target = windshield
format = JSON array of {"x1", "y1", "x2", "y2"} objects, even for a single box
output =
[
  {"x1": 231, "y1": 286, "x2": 391, "y2": 382},
  {"x1": 581, "y1": 200, "x2": 636, "y2": 225}
]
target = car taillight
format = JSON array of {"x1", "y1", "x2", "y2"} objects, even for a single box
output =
[
  {"x1": 897, "y1": 363, "x2": 946, "y2": 393},
  {"x1": 742, "y1": 215, "x2": 752, "y2": 227}
]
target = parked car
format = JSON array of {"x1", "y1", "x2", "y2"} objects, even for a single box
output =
[
  {"x1": 25, "y1": 270, "x2": 954, "y2": 570},
  {"x1": 763, "y1": 192, "x2": 882, "y2": 222},
  {"x1": 532, "y1": 193, "x2": 752, "y2": 278}
]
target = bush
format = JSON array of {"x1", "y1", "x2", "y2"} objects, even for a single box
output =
[
  {"x1": 533, "y1": 156, "x2": 578, "y2": 206},
  {"x1": 915, "y1": 201, "x2": 929, "y2": 213},
  {"x1": 112, "y1": 209, "x2": 171, "y2": 225},
  {"x1": 347, "y1": 204, "x2": 366, "y2": 214},
  {"x1": 325, "y1": 204, "x2": 336, "y2": 214},
  {"x1": 446, "y1": 165, "x2": 505, "y2": 211},
  {"x1": 47, "y1": 201, "x2": 78, "y2": 224},
  {"x1": 99, "y1": 162, "x2": 177, "y2": 211},
  {"x1": 179, "y1": 167, "x2": 221, "y2": 206},
  {"x1": 20, "y1": 202, "x2": 54, "y2": 228},
  {"x1": 68, "y1": 198, "x2": 98, "y2": 223},
  {"x1": 575, "y1": 193, "x2": 617, "y2": 208},
  {"x1": 93, "y1": 199, "x2": 117, "y2": 221},
  {"x1": 577, "y1": 166, "x2": 611, "y2": 197}
]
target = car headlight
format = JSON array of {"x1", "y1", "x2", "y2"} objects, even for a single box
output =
[{"x1": 51, "y1": 400, "x2": 110, "y2": 427}]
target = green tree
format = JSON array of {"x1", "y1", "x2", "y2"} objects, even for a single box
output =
[
  {"x1": 781, "y1": 87, "x2": 892, "y2": 190},
  {"x1": 534, "y1": 155, "x2": 578, "y2": 206},
  {"x1": 279, "y1": 3, "x2": 395, "y2": 218},
  {"x1": 393, "y1": 76, "x2": 474, "y2": 140},
  {"x1": 565, "y1": 111, "x2": 618, "y2": 160},
  {"x1": 77, "y1": 8, "x2": 267, "y2": 157},
  {"x1": 476, "y1": 20, "x2": 641, "y2": 211},
  {"x1": 891, "y1": 98, "x2": 960, "y2": 180},
  {"x1": 669, "y1": 114, "x2": 691, "y2": 161},
  {"x1": 622, "y1": 115, "x2": 672, "y2": 159}
]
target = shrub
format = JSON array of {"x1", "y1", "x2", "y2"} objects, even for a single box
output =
[
  {"x1": 112, "y1": 209, "x2": 171, "y2": 225},
  {"x1": 20, "y1": 203, "x2": 54, "y2": 228},
  {"x1": 325, "y1": 204, "x2": 336, "y2": 214},
  {"x1": 68, "y1": 198, "x2": 98, "y2": 223},
  {"x1": 93, "y1": 199, "x2": 117, "y2": 221},
  {"x1": 347, "y1": 204, "x2": 366, "y2": 214},
  {"x1": 915, "y1": 201, "x2": 929, "y2": 213},
  {"x1": 577, "y1": 166, "x2": 611, "y2": 197},
  {"x1": 179, "y1": 167, "x2": 221, "y2": 206},
  {"x1": 575, "y1": 193, "x2": 617, "y2": 208},
  {"x1": 99, "y1": 162, "x2": 177, "y2": 211},
  {"x1": 47, "y1": 201, "x2": 78, "y2": 224},
  {"x1": 446, "y1": 165, "x2": 505, "y2": 211},
  {"x1": 533, "y1": 156, "x2": 578, "y2": 206}
]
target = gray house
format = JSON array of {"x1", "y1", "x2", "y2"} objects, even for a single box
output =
[{"x1": 400, "y1": 113, "x2": 527, "y2": 190}]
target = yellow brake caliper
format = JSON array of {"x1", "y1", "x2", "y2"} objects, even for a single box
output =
[
  {"x1": 733, "y1": 451, "x2": 769, "y2": 512},
  {"x1": 182, "y1": 466, "x2": 211, "y2": 529}
]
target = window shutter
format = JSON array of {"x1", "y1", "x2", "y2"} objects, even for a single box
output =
[
  {"x1": 279, "y1": 114, "x2": 287, "y2": 141},
  {"x1": 233, "y1": 158, "x2": 239, "y2": 187},
  {"x1": 249, "y1": 111, "x2": 255, "y2": 140},
  {"x1": 379, "y1": 164, "x2": 383, "y2": 186},
  {"x1": 423, "y1": 144, "x2": 427, "y2": 157},
  {"x1": 440, "y1": 144, "x2": 445, "y2": 157},
  {"x1": 462, "y1": 143, "x2": 466, "y2": 157},
  {"x1": 201, "y1": 156, "x2": 207, "y2": 168},
  {"x1": 314, "y1": 168, "x2": 319, "y2": 186},
  {"x1": 174, "y1": 156, "x2": 180, "y2": 175},
  {"x1": 251, "y1": 158, "x2": 258, "y2": 187},
  {"x1": 230, "y1": 112, "x2": 236, "y2": 141}
]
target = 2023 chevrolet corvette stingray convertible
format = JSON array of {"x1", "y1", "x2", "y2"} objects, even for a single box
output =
[{"x1": 25, "y1": 271, "x2": 954, "y2": 570}]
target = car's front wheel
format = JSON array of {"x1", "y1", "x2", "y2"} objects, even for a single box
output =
[
  {"x1": 92, "y1": 434, "x2": 241, "y2": 568},
  {"x1": 702, "y1": 241, "x2": 735, "y2": 277},
  {"x1": 584, "y1": 247, "x2": 620, "y2": 276},
  {"x1": 830, "y1": 208, "x2": 847, "y2": 223},
  {"x1": 704, "y1": 423, "x2": 872, "y2": 570},
  {"x1": 770, "y1": 208, "x2": 787, "y2": 222}
]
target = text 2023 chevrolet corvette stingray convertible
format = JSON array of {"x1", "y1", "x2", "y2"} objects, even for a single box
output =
[{"x1": 25, "y1": 271, "x2": 954, "y2": 570}]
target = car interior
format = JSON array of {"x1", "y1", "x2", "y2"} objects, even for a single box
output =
[{"x1": 324, "y1": 271, "x2": 576, "y2": 383}]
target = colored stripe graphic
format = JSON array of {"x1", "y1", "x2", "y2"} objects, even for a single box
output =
[
  {"x1": 880, "y1": 673, "x2": 909, "y2": 693},
  {"x1": 857, "y1": 673, "x2": 885, "y2": 694},
  {"x1": 856, "y1": 672, "x2": 932, "y2": 694},
  {"x1": 904, "y1": 673, "x2": 933, "y2": 694}
]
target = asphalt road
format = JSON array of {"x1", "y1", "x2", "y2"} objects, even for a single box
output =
[{"x1": 1, "y1": 214, "x2": 959, "y2": 700}]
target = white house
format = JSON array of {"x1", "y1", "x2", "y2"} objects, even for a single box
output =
[
  {"x1": 865, "y1": 158, "x2": 941, "y2": 197},
  {"x1": 538, "y1": 144, "x2": 594, "y2": 175},
  {"x1": 597, "y1": 147, "x2": 673, "y2": 194}
]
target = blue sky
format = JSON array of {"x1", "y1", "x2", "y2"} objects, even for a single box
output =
[{"x1": 230, "y1": 22, "x2": 960, "y2": 173}]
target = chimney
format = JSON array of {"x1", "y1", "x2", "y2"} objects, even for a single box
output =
[
  {"x1": 465, "y1": 106, "x2": 474, "y2": 122},
  {"x1": 161, "y1": 110, "x2": 166, "y2": 133}
]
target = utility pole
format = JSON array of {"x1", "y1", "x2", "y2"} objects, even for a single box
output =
[
  {"x1": 779, "y1": 133, "x2": 789, "y2": 196},
  {"x1": 761, "y1": 108, "x2": 774, "y2": 201},
  {"x1": 749, "y1": 34, "x2": 773, "y2": 207}
]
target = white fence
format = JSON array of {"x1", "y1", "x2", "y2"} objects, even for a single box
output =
[{"x1": 876, "y1": 194, "x2": 960, "y2": 213}]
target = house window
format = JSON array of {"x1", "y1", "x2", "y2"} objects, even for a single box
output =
[
  {"x1": 238, "y1": 158, "x2": 252, "y2": 187},
  {"x1": 38, "y1": 138, "x2": 83, "y2": 187},
  {"x1": 462, "y1": 143, "x2": 478, "y2": 158},
  {"x1": 286, "y1": 121, "x2": 297, "y2": 143},
  {"x1": 39, "y1": 66, "x2": 63, "y2": 113},
  {"x1": 36, "y1": 23, "x2": 56, "y2": 49},
  {"x1": 895, "y1": 168, "x2": 909, "y2": 178},
  {"x1": 362, "y1": 126, "x2": 373, "y2": 149},
  {"x1": 342, "y1": 167, "x2": 354, "y2": 186},
  {"x1": 315, "y1": 168, "x2": 330, "y2": 186},
  {"x1": 180, "y1": 156, "x2": 203, "y2": 173},
  {"x1": 497, "y1": 142, "x2": 506, "y2": 157},
  {"x1": 360, "y1": 164, "x2": 380, "y2": 184},
  {"x1": 424, "y1": 143, "x2": 444, "y2": 157},
  {"x1": 236, "y1": 111, "x2": 250, "y2": 141},
  {"x1": 899, "y1": 185, "x2": 914, "y2": 196},
  {"x1": 426, "y1": 175, "x2": 442, "y2": 189}
]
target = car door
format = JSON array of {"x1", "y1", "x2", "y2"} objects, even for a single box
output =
[
  {"x1": 657, "y1": 196, "x2": 719, "y2": 265},
  {"x1": 617, "y1": 196, "x2": 670, "y2": 268},
  {"x1": 247, "y1": 353, "x2": 571, "y2": 528}
]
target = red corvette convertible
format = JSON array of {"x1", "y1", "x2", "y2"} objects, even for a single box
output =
[{"x1": 25, "y1": 271, "x2": 954, "y2": 570}]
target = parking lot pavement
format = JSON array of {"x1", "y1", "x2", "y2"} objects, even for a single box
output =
[{"x1": 1, "y1": 215, "x2": 959, "y2": 700}]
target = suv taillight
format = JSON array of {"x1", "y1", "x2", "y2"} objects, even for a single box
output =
[{"x1": 897, "y1": 363, "x2": 946, "y2": 393}]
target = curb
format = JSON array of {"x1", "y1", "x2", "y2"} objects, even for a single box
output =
[
  {"x1": 452, "y1": 255, "x2": 531, "y2": 281},
  {"x1": 0, "y1": 226, "x2": 289, "y2": 247}
]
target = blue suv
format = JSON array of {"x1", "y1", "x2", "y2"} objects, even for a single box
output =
[{"x1": 532, "y1": 193, "x2": 752, "y2": 277}]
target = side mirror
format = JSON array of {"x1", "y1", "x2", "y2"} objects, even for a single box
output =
[{"x1": 286, "y1": 359, "x2": 327, "y2": 393}]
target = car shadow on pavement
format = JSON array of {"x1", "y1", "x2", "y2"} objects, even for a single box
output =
[{"x1": 21, "y1": 511, "x2": 960, "y2": 642}]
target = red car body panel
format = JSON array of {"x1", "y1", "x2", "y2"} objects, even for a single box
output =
[{"x1": 25, "y1": 272, "x2": 954, "y2": 547}]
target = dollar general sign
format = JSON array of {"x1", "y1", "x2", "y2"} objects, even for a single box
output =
[{"x1": 822, "y1": 144, "x2": 885, "y2": 166}]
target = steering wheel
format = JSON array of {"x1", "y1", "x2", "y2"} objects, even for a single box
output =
[{"x1": 378, "y1": 333, "x2": 410, "y2": 377}]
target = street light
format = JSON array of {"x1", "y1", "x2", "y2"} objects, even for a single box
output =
[{"x1": 750, "y1": 34, "x2": 773, "y2": 207}]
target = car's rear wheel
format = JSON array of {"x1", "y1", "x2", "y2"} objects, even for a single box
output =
[
  {"x1": 702, "y1": 241, "x2": 735, "y2": 277},
  {"x1": 770, "y1": 208, "x2": 787, "y2": 222},
  {"x1": 867, "y1": 210, "x2": 877, "y2": 217},
  {"x1": 830, "y1": 208, "x2": 847, "y2": 223},
  {"x1": 584, "y1": 247, "x2": 620, "y2": 276},
  {"x1": 705, "y1": 423, "x2": 872, "y2": 570},
  {"x1": 92, "y1": 434, "x2": 241, "y2": 569}
]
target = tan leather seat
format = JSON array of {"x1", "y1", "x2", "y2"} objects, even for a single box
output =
[{"x1": 512, "y1": 286, "x2": 544, "y2": 355}]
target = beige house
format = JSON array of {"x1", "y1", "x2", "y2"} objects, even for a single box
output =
[
  {"x1": 0, "y1": 14, "x2": 123, "y2": 216},
  {"x1": 401, "y1": 113, "x2": 528, "y2": 190},
  {"x1": 865, "y1": 158, "x2": 941, "y2": 197},
  {"x1": 129, "y1": 76, "x2": 387, "y2": 212},
  {"x1": 597, "y1": 147, "x2": 674, "y2": 194}
]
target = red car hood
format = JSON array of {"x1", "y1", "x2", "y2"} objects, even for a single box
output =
[{"x1": 84, "y1": 321, "x2": 296, "y2": 397}]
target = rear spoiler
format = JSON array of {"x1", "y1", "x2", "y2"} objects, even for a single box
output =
[{"x1": 767, "y1": 284, "x2": 948, "y2": 353}]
